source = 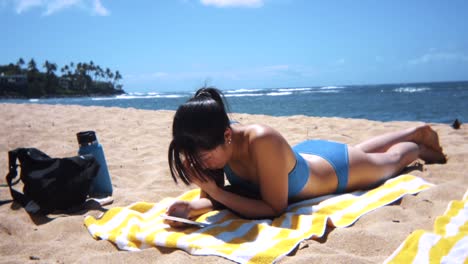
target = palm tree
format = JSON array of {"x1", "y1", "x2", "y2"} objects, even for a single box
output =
[
  {"x1": 74, "y1": 62, "x2": 84, "y2": 90},
  {"x1": 27, "y1": 59, "x2": 38, "y2": 73},
  {"x1": 43, "y1": 60, "x2": 57, "y2": 76},
  {"x1": 114, "y1": 70, "x2": 122, "y2": 87},
  {"x1": 43, "y1": 60, "x2": 58, "y2": 93},
  {"x1": 26, "y1": 58, "x2": 39, "y2": 89},
  {"x1": 82, "y1": 62, "x2": 89, "y2": 76},
  {"x1": 105, "y1": 68, "x2": 111, "y2": 81},
  {"x1": 43, "y1": 60, "x2": 49, "y2": 73},
  {"x1": 89, "y1": 61, "x2": 95, "y2": 80},
  {"x1": 16, "y1": 58, "x2": 25, "y2": 72},
  {"x1": 66, "y1": 62, "x2": 73, "y2": 88},
  {"x1": 60, "y1": 65, "x2": 72, "y2": 90},
  {"x1": 95, "y1": 65, "x2": 103, "y2": 81},
  {"x1": 61, "y1": 65, "x2": 69, "y2": 77}
]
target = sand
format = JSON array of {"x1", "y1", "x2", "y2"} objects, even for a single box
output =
[{"x1": 0, "y1": 103, "x2": 466, "y2": 263}]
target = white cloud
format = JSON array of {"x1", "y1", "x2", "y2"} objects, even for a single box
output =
[
  {"x1": 92, "y1": 0, "x2": 108, "y2": 16},
  {"x1": 44, "y1": 0, "x2": 80, "y2": 16},
  {"x1": 15, "y1": 0, "x2": 43, "y2": 14},
  {"x1": 10, "y1": 0, "x2": 109, "y2": 15},
  {"x1": 200, "y1": 0, "x2": 264, "y2": 8},
  {"x1": 409, "y1": 51, "x2": 468, "y2": 65}
]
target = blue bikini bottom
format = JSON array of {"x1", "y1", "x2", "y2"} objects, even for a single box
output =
[{"x1": 293, "y1": 140, "x2": 349, "y2": 194}]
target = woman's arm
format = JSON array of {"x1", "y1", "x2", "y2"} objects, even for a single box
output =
[
  {"x1": 165, "y1": 197, "x2": 213, "y2": 228},
  {"x1": 198, "y1": 133, "x2": 291, "y2": 218},
  {"x1": 207, "y1": 187, "x2": 279, "y2": 218},
  {"x1": 166, "y1": 169, "x2": 225, "y2": 222},
  {"x1": 253, "y1": 133, "x2": 291, "y2": 216},
  {"x1": 166, "y1": 197, "x2": 213, "y2": 217}
]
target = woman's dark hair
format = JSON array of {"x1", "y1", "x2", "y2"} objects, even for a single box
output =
[{"x1": 168, "y1": 87, "x2": 230, "y2": 185}]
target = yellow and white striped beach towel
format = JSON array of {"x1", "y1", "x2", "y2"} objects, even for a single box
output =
[
  {"x1": 384, "y1": 190, "x2": 468, "y2": 264},
  {"x1": 84, "y1": 174, "x2": 433, "y2": 264}
]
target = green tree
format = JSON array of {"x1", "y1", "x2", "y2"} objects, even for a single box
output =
[
  {"x1": 105, "y1": 68, "x2": 114, "y2": 82},
  {"x1": 60, "y1": 65, "x2": 69, "y2": 76},
  {"x1": 16, "y1": 58, "x2": 25, "y2": 71},
  {"x1": 43, "y1": 60, "x2": 57, "y2": 76},
  {"x1": 68, "y1": 62, "x2": 76, "y2": 89},
  {"x1": 89, "y1": 61, "x2": 95, "y2": 77},
  {"x1": 96, "y1": 65, "x2": 104, "y2": 81},
  {"x1": 25, "y1": 58, "x2": 44, "y2": 97},
  {"x1": 1, "y1": 58, "x2": 124, "y2": 98},
  {"x1": 114, "y1": 70, "x2": 122, "y2": 87},
  {"x1": 43, "y1": 60, "x2": 58, "y2": 94},
  {"x1": 60, "y1": 65, "x2": 71, "y2": 90},
  {"x1": 27, "y1": 59, "x2": 38, "y2": 73}
]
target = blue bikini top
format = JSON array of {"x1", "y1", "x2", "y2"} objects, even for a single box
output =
[{"x1": 223, "y1": 150, "x2": 309, "y2": 198}]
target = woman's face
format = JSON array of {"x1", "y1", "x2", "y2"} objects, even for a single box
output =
[{"x1": 197, "y1": 144, "x2": 230, "y2": 170}]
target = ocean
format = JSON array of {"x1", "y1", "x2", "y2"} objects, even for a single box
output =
[{"x1": 2, "y1": 81, "x2": 467, "y2": 124}]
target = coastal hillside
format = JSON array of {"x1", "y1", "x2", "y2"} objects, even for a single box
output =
[{"x1": 0, "y1": 58, "x2": 125, "y2": 98}]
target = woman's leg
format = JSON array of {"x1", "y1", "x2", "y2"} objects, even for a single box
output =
[
  {"x1": 354, "y1": 125, "x2": 443, "y2": 154},
  {"x1": 346, "y1": 130, "x2": 447, "y2": 191},
  {"x1": 346, "y1": 142, "x2": 421, "y2": 191}
]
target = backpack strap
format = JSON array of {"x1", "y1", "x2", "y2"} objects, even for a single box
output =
[{"x1": 5, "y1": 148, "x2": 31, "y2": 208}]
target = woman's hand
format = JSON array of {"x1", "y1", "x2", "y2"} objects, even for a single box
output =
[
  {"x1": 165, "y1": 198, "x2": 215, "y2": 228},
  {"x1": 165, "y1": 200, "x2": 191, "y2": 228},
  {"x1": 183, "y1": 159, "x2": 220, "y2": 195},
  {"x1": 190, "y1": 175, "x2": 219, "y2": 196},
  {"x1": 167, "y1": 200, "x2": 190, "y2": 218}
]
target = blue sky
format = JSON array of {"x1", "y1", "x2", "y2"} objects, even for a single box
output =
[{"x1": 1, "y1": 0, "x2": 468, "y2": 92}]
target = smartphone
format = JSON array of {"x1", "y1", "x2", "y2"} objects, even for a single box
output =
[{"x1": 160, "y1": 214, "x2": 210, "y2": 228}]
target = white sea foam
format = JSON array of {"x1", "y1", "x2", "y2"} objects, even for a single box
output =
[
  {"x1": 225, "y1": 88, "x2": 263, "y2": 94},
  {"x1": 225, "y1": 93, "x2": 263, "y2": 97},
  {"x1": 302, "y1": 90, "x2": 340, "y2": 94},
  {"x1": 266, "y1": 92, "x2": 292, "y2": 96},
  {"x1": 29, "y1": 99, "x2": 39, "y2": 102},
  {"x1": 129, "y1": 92, "x2": 146, "y2": 96},
  {"x1": 277, "y1": 87, "x2": 314, "y2": 92},
  {"x1": 316, "y1": 90, "x2": 340, "y2": 93},
  {"x1": 393, "y1": 87, "x2": 431, "y2": 93},
  {"x1": 320, "y1": 86, "x2": 345, "y2": 90}
]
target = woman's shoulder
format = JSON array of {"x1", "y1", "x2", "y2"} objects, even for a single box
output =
[
  {"x1": 244, "y1": 124, "x2": 280, "y2": 139},
  {"x1": 243, "y1": 124, "x2": 288, "y2": 151},
  {"x1": 243, "y1": 124, "x2": 292, "y2": 169}
]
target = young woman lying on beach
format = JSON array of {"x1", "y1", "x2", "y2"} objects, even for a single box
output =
[{"x1": 166, "y1": 87, "x2": 446, "y2": 226}]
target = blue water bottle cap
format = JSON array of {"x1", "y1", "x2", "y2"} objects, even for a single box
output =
[{"x1": 77, "y1": 131, "x2": 97, "y2": 146}]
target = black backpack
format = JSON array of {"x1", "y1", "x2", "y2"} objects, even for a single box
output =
[{"x1": 5, "y1": 148, "x2": 100, "y2": 214}]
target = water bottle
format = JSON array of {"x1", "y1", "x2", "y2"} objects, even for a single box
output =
[{"x1": 77, "y1": 131, "x2": 113, "y2": 197}]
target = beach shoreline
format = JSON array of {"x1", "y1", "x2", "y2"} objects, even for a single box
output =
[{"x1": 0, "y1": 103, "x2": 466, "y2": 263}]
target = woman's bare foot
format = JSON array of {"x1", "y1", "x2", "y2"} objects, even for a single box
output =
[
  {"x1": 410, "y1": 125, "x2": 446, "y2": 163},
  {"x1": 415, "y1": 125, "x2": 444, "y2": 153},
  {"x1": 419, "y1": 145, "x2": 447, "y2": 164}
]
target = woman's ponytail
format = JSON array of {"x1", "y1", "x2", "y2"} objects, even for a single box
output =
[
  {"x1": 168, "y1": 86, "x2": 231, "y2": 185},
  {"x1": 193, "y1": 87, "x2": 230, "y2": 114}
]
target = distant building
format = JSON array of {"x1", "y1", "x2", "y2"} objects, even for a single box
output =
[
  {"x1": 59, "y1": 77, "x2": 71, "y2": 90},
  {"x1": 0, "y1": 73, "x2": 27, "y2": 86}
]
